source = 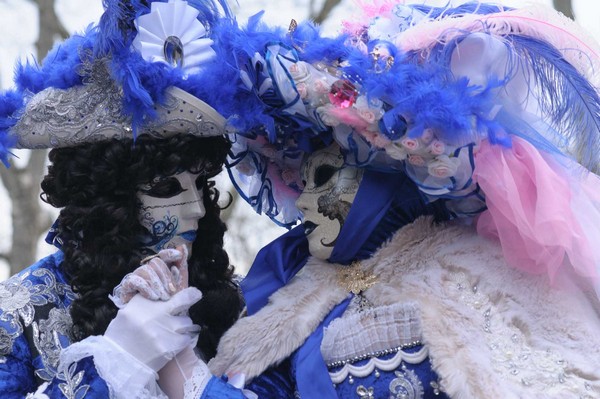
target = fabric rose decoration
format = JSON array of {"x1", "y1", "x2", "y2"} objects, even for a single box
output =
[{"x1": 427, "y1": 155, "x2": 461, "y2": 178}]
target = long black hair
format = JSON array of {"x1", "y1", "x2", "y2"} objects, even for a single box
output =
[{"x1": 40, "y1": 134, "x2": 240, "y2": 358}]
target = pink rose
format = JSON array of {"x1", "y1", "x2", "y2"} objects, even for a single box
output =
[
  {"x1": 421, "y1": 128, "x2": 434, "y2": 144},
  {"x1": 289, "y1": 62, "x2": 310, "y2": 83},
  {"x1": 427, "y1": 155, "x2": 461, "y2": 178},
  {"x1": 314, "y1": 79, "x2": 331, "y2": 94},
  {"x1": 358, "y1": 109, "x2": 377, "y2": 124},
  {"x1": 401, "y1": 138, "x2": 420, "y2": 151},
  {"x1": 296, "y1": 83, "x2": 308, "y2": 99},
  {"x1": 408, "y1": 154, "x2": 426, "y2": 166},
  {"x1": 428, "y1": 140, "x2": 446, "y2": 156},
  {"x1": 235, "y1": 160, "x2": 255, "y2": 176}
]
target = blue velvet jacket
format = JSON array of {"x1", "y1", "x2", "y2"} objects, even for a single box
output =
[{"x1": 0, "y1": 253, "x2": 248, "y2": 399}]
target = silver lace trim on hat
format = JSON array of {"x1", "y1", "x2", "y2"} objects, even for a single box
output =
[{"x1": 11, "y1": 64, "x2": 225, "y2": 149}]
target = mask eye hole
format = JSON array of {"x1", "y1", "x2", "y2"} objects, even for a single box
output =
[
  {"x1": 314, "y1": 165, "x2": 338, "y2": 188},
  {"x1": 140, "y1": 177, "x2": 186, "y2": 198},
  {"x1": 195, "y1": 175, "x2": 207, "y2": 190}
]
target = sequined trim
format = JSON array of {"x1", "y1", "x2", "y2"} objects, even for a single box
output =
[
  {"x1": 329, "y1": 345, "x2": 428, "y2": 384},
  {"x1": 448, "y1": 271, "x2": 592, "y2": 395},
  {"x1": 327, "y1": 341, "x2": 422, "y2": 368}
]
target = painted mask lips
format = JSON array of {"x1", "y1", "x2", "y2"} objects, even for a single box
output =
[
  {"x1": 304, "y1": 221, "x2": 318, "y2": 236},
  {"x1": 178, "y1": 230, "x2": 197, "y2": 242}
]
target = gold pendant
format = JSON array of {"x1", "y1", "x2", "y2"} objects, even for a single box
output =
[{"x1": 337, "y1": 261, "x2": 378, "y2": 295}]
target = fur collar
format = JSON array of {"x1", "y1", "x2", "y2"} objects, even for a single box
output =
[{"x1": 210, "y1": 218, "x2": 600, "y2": 398}]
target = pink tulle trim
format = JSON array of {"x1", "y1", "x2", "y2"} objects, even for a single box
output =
[{"x1": 473, "y1": 137, "x2": 599, "y2": 284}]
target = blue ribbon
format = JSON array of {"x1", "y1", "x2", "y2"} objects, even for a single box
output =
[
  {"x1": 292, "y1": 296, "x2": 352, "y2": 398},
  {"x1": 241, "y1": 225, "x2": 309, "y2": 315},
  {"x1": 330, "y1": 170, "x2": 407, "y2": 263}
]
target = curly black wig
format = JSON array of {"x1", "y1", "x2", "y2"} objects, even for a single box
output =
[{"x1": 40, "y1": 133, "x2": 241, "y2": 358}]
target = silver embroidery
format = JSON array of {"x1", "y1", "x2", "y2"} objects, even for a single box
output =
[
  {"x1": 0, "y1": 266, "x2": 75, "y2": 376},
  {"x1": 57, "y1": 362, "x2": 90, "y2": 399},
  {"x1": 33, "y1": 308, "x2": 74, "y2": 381},
  {"x1": 12, "y1": 61, "x2": 225, "y2": 150},
  {"x1": 388, "y1": 365, "x2": 424, "y2": 399}
]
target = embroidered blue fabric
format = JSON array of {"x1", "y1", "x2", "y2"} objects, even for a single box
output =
[
  {"x1": 330, "y1": 346, "x2": 449, "y2": 399},
  {"x1": 0, "y1": 252, "x2": 110, "y2": 398}
]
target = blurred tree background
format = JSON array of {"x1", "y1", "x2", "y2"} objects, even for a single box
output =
[{"x1": 0, "y1": 0, "x2": 581, "y2": 278}]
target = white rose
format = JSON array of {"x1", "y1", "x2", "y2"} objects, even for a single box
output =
[
  {"x1": 317, "y1": 106, "x2": 340, "y2": 127},
  {"x1": 289, "y1": 62, "x2": 311, "y2": 83},
  {"x1": 427, "y1": 155, "x2": 461, "y2": 178},
  {"x1": 384, "y1": 141, "x2": 408, "y2": 161},
  {"x1": 296, "y1": 83, "x2": 308, "y2": 99}
]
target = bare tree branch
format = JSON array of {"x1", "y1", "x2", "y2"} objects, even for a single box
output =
[
  {"x1": 0, "y1": 0, "x2": 68, "y2": 277},
  {"x1": 553, "y1": 0, "x2": 574, "y2": 20},
  {"x1": 34, "y1": 0, "x2": 69, "y2": 58},
  {"x1": 311, "y1": 0, "x2": 342, "y2": 25}
]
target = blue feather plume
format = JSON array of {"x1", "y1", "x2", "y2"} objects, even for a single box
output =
[
  {"x1": 412, "y1": 1, "x2": 511, "y2": 18},
  {"x1": 0, "y1": 90, "x2": 23, "y2": 166},
  {"x1": 506, "y1": 34, "x2": 600, "y2": 171}
]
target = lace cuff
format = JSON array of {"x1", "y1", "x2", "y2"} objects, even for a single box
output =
[
  {"x1": 59, "y1": 335, "x2": 166, "y2": 399},
  {"x1": 185, "y1": 364, "x2": 258, "y2": 399},
  {"x1": 183, "y1": 361, "x2": 212, "y2": 398}
]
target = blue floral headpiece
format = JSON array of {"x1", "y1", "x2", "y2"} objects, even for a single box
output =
[{"x1": 224, "y1": 1, "x2": 600, "y2": 228}]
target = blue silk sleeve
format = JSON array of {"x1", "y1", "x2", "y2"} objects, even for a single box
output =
[
  {"x1": 245, "y1": 360, "x2": 295, "y2": 398},
  {"x1": 201, "y1": 376, "x2": 247, "y2": 399},
  {"x1": 200, "y1": 360, "x2": 294, "y2": 399}
]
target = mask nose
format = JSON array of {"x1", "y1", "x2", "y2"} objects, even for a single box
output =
[
  {"x1": 295, "y1": 191, "x2": 310, "y2": 213},
  {"x1": 178, "y1": 173, "x2": 206, "y2": 219},
  {"x1": 186, "y1": 186, "x2": 205, "y2": 219}
]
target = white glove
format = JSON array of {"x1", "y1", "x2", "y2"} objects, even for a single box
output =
[
  {"x1": 104, "y1": 287, "x2": 202, "y2": 372},
  {"x1": 111, "y1": 247, "x2": 189, "y2": 307}
]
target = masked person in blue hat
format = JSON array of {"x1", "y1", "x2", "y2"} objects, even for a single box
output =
[{"x1": 0, "y1": 1, "x2": 247, "y2": 397}]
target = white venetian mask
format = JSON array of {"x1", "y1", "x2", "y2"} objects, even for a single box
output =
[
  {"x1": 295, "y1": 145, "x2": 364, "y2": 260},
  {"x1": 137, "y1": 171, "x2": 205, "y2": 257}
]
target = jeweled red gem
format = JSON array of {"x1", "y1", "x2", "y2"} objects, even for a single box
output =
[{"x1": 328, "y1": 79, "x2": 358, "y2": 108}]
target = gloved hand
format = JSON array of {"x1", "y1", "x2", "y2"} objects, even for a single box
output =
[
  {"x1": 111, "y1": 247, "x2": 189, "y2": 307},
  {"x1": 104, "y1": 286, "x2": 202, "y2": 372}
]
